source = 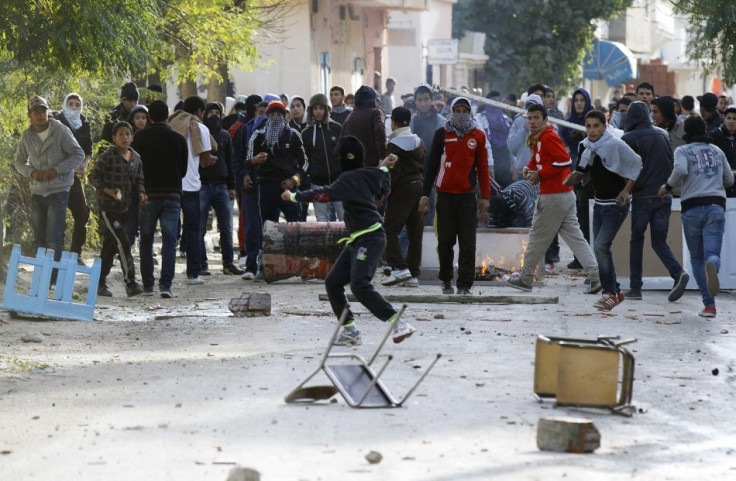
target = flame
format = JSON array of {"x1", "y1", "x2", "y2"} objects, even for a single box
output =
[
  {"x1": 519, "y1": 239, "x2": 529, "y2": 268},
  {"x1": 478, "y1": 255, "x2": 493, "y2": 277}
]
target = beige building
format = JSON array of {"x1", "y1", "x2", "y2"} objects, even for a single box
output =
[{"x1": 227, "y1": 0, "x2": 457, "y2": 101}]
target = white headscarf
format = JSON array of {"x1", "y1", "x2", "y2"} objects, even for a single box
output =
[{"x1": 62, "y1": 92, "x2": 83, "y2": 130}]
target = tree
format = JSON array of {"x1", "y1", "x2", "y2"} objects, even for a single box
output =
[
  {"x1": 0, "y1": 1, "x2": 294, "y2": 252},
  {"x1": 672, "y1": 0, "x2": 736, "y2": 85},
  {"x1": 452, "y1": 0, "x2": 632, "y2": 95}
]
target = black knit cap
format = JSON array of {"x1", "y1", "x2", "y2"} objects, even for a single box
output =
[
  {"x1": 120, "y1": 82, "x2": 139, "y2": 101},
  {"x1": 391, "y1": 106, "x2": 412, "y2": 126},
  {"x1": 354, "y1": 85, "x2": 377, "y2": 108},
  {"x1": 337, "y1": 135, "x2": 365, "y2": 172}
]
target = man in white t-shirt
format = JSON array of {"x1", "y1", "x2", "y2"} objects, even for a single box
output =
[{"x1": 168, "y1": 96, "x2": 215, "y2": 285}]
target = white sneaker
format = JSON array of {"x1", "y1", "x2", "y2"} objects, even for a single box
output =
[
  {"x1": 393, "y1": 322, "x2": 416, "y2": 344},
  {"x1": 186, "y1": 276, "x2": 205, "y2": 285},
  {"x1": 241, "y1": 271, "x2": 256, "y2": 280},
  {"x1": 382, "y1": 268, "x2": 412, "y2": 286},
  {"x1": 400, "y1": 277, "x2": 419, "y2": 287}
]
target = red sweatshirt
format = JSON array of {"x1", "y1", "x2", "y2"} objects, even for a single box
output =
[
  {"x1": 423, "y1": 128, "x2": 491, "y2": 199},
  {"x1": 525, "y1": 125, "x2": 573, "y2": 195}
]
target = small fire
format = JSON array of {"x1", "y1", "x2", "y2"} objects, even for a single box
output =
[
  {"x1": 476, "y1": 237, "x2": 529, "y2": 281},
  {"x1": 476, "y1": 255, "x2": 512, "y2": 281}
]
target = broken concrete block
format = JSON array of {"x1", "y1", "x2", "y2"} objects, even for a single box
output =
[
  {"x1": 536, "y1": 417, "x2": 600, "y2": 453},
  {"x1": 229, "y1": 293, "x2": 271, "y2": 317},
  {"x1": 226, "y1": 466, "x2": 260, "y2": 481}
]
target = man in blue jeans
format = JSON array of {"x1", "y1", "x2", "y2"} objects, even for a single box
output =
[
  {"x1": 132, "y1": 100, "x2": 189, "y2": 298},
  {"x1": 168, "y1": 96, "x2": 217, "y2": 285},
  {"x1": 14, "y1": 96, "x2": 84, "y2": 283},
  {"x1": 199, "y1": 103, "x2": 244, "y2": 276},
  {"x1": 564, "y1": 111, "x2": 642, "y2": 311},
  {"x1": 659, "y1": 116, "x2": 734, "y2": 317},
  {"x1": 622, "y1": 101, "x2": 690, "y2": 301}
]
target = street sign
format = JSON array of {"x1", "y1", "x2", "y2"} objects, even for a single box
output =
[{"x1": 427, "y1": 39, "x2": 458, "y2": 65}]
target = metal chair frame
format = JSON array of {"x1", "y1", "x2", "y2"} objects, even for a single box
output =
[{"x1": 285, "y1": 305, "x2": 441, "y2": 408}]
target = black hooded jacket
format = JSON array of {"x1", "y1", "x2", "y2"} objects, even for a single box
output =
[
  {"x1": 294, "y1": 167, "x2": 390, "y2": 234},
  {"x1": 246, "y1": 124, "x2": 307, "y2": 184},
  {"x1": 622, "y1": 101, "x2": 674, "y2": 198},
  {"x1": 302, "y1": 120, "x2": 343, "y2": 185}
]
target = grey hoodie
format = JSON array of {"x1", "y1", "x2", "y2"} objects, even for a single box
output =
[
  {"x1": 14, "y1": 118, "x2": 85, "y2": 197},
  {"x1": 668, "y1": 142, "x2": 734, "y2": 210}
]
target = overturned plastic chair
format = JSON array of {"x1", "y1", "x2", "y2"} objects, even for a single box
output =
[
  {"x1": 533, "y1": 334, "x2": 636, "y2": 416},
  {"x1": 2, "y1": 245, "x2": 100, "y2": 321},
  {"x1": 285, "y1": 305, "x2": 441, "y2": 408}
]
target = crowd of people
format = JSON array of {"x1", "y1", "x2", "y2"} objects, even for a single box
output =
[{"x1": 13, "y1": 77, "x2": 735, "y2": 346}]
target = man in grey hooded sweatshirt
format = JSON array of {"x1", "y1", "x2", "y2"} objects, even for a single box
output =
[{"x1": 15, "y1": 96, "x2": 84, "y2": 269}]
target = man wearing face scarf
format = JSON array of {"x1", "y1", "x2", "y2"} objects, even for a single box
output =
[
  {"x1": 53, "y1": 93, "x2": 92, "y2": 263},
  {"x1": 281, "y1": 136, "x2": 416, "y2": 346},
  {"x1": 419, "y1": 97, "x2": 490, "y2": 296},
  {"x1": 197, "y1": 103, "x2": 244, "y2": 277},
  {"x1": 246, "y1": 101, "x2": 306, "y2": 227}
]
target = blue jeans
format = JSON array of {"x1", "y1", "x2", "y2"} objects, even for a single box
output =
[
  {"x1": 140, "y1": 200, "x2": 181, "y2": 290},
  {"x1": 181, "y1": 191, "x2": 201, "y2": 278},
  {"x1": 593, "y1": 203, "x2": 629, "y2": 294},
  {"x1": 199, "y1": 185, "x2": 235, "y2": 269},
  {"x1": 240, "y1": 190, "x2": 262, "y2": 275},
  {"x1": 682, "y1": 205, "x2": 725, "y2": 308},
  {"x1": 630, "y1": 196, "x2": 684, "y2": 289},
  {"x1": 31, "y1": 191, "x2": 69, "y2": 261}
]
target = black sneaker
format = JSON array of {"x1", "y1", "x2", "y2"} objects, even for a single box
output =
[
  {"x1": 668, "y1": 272, "x2": 689, "y2": 302},
  {"x1": 567, "y1": 259, "x2": 583, "y2": 270},
  {"x1": 442, "y1": 281, "x2": 454, "y2": 295},
  {"x1": 223, "y1": 265, "x2": 245, "y2": 275},
  {"x1": 623, "y1": 288, "x2": 642, "y2": 300},
  {"x1": 98, "y1": 285, "x2": 113, "y2": 297},
  {"x1": 199, "y1": 269, "x2": 212, "y2": 276},
  {"x1": 456, "y1": 287, "x2": 472, "y2": 295},
  {"x1": 126, "y1": 284, "x2": 144, "y2": 297},
  {"x1": 160, "y1": 288, "x2": 176, "y2": 298}
]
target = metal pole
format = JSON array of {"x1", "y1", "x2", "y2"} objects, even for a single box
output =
[{"x1": 437, "y1": 86, "x2": 586, "y2": 133}]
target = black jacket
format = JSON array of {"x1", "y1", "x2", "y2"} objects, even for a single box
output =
[
  {"x1": 200, "y1": 128, "x2": 235, "y2": 190},
  {"x1": 130, "y1": 123, "x2": 188, "y2": 201},
  {"x1": 54, "y1": 112, "x2": 93, "y2": 156},
  {"x1": 339, "y1": 107, "x2": 386, "y2": 167},
  {"x1": 294, "y1": 167, "x2": 390, "y2": 234},
  {"x1": 101, "y1": 103, "x2": 132, "y2": 143},
  {"x1": 247, "y1": 124, "x2": 306, "y2": 184},
  {"x1": 302, "y1": 120, "x2": 342, "y2": 185},
  {"x1": 711, "y1": 124, "x2": 736, "y2": 197},
  {"x1": 622, "y1": 102, "x2": 674, "y2": 198}
]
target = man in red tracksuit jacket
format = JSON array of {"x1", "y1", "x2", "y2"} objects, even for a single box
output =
[
  {"x1": 502, "y1": 103, "x2": 600, "y2": 293},
  {"x1": 420, "y1": 97, "x2": 490, "y2": 295}
]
